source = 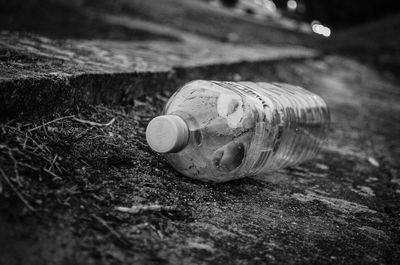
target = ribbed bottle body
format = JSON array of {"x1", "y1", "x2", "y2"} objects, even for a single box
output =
[{"x1": 162, "y1": 80, "x2": 330, "y2": 182}]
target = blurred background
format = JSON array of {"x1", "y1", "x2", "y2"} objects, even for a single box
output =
[
  {"x1": 2, "y1": 0, "x2": 400, "y2": 38},
  {"x1": 2, "y1": 0, "x2": 400, "y2": 76}
]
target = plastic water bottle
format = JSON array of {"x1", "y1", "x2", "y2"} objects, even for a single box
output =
[{"x1": 146, "y1": 80, "x2": 330, "y2": 182}]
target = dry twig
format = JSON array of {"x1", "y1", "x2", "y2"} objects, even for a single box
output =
[
  {"x1": 8, "y1": 148, "x2": 22, "y2": 186},
  {"x1": 43, "y1": 168, "x2": 61, "y2": 181},
  {"x1": 0, "y1": 145, "x2": 23, "y2": 186},
  {"x1": 92, "y1": 214, "x2": 130, "y2": 246},
  {"x1": 73, "y1": 117, "x2": 116, "y2": 127},
  {"x1": 0, "y1": 168, "x2": 35, "y2": 211},
  {"x1": 28, "y1": 115, "x2": 75, "y2": 132},
  {"x1": 28, "y1": 115, "x2": 116, "y2": 133},
  {"x1": 115, "y1": 204, "x2": 176, "y2": 214}
]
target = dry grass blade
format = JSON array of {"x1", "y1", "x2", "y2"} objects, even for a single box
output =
[
  {"x1": 28, "y1": 115, "x2": 75, "y2": 132},
  {"x1": 92, "y1": 214, "x2": 121, "y2": 239},
  {"x1": 0, "y1": 144, "x2": 23, "y2": 186},
  {"x1": 92, "y1": 214, "x2": 130, "y2": 247},
  {"x1": 43, "y1": 168, "x2": 62, "y2": 181},
  {"x1": 73, "y1": 117, "x2": 116, "y2": 127},
  {"x1": 18, "y1": 162, "x2": 39, "y2": 171},
  {"x1": 8, "y1": 148, "x2": 22, "y2": 186},
  {"x1": 115, "y1": 204, "x2": 176, "y2": 214},
  {"x1": 28, "y1": 115, "x2": 115, "y2": 133},
  {"x1": 0, "y1": 168, "x2": 35, "y2": 211}
]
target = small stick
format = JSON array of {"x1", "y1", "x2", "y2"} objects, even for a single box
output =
[
  {"x1": 28, "y1": 115, "x2": 75, "y2": 132},
  {"x1": 0, "y1": 145, "x2": 23, "y2": 186},
  {"x1": 8, "y1": 149, "x2": 22, "y2": 187},
  {"x1": 22, "y1": 135, "x2": 28, "y2": 150},
  {"x1": 79, "y1": 159, "x2": 90, "y2": 167},
  {"x1": 92, "y1": 214, "x2": 121, "y2": 239},
  {"x1": 115, "y1": 204, "x2": 176, "y2": 214},
  {"x1": 75, "y1": 127, "x2": 91, "y2": 139},
  {"x1": 43, "y1": 168, "x2": 62, "y2": 181},
  {"x1": 23, "y1": 137, "x2": 49, "y2": 153},
  {"x1": 0, "y1": 168, "x2": 35, "y2": 211},
  {"x1": 17, "y1": 162, "x2": 39, "y2": 171},
  {"x1": 92, "y1": 214, "x2": 130, "y2": 246},
  {"x1": 131, "y1": 138, "x2": 150, "y2": 149},
  {"x1": 155, "y1": 94, "x2": 168, "y2": 102},
  {"x1": 73, "y1": 117, "x2": 116, "y2": 127},
  {"x1": 49, "y1": 154, "x2": 58, "y2": 172},
  {"x1": 41, "y1": 119, "x2": 49, "y2": 137},
  {"x1": 4, "y1": 125, "x2": 28, "y2": 136},
  {"x1": 1, "y1": 144, "x2": 29, "y2": 159}
]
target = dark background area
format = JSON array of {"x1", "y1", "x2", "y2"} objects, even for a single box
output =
[
  {"x1": 273, "y1": 0, "x2": 400, "y2": 29},
  {"x1": 3, "y1": 0, "x2": 400, "y2": 34}
]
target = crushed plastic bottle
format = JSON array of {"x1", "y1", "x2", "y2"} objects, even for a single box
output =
[{"x1": 146, "y1": 80, "x2": 330, "y2": 182}]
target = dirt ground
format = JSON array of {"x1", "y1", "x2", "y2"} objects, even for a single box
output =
[{"x1": 1, "y1": 55, "x2": 400, "y2": 265}]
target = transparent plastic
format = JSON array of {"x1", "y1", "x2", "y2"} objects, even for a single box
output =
[{"x1": 155, "y1": 80, "x2": 330, "y2": 182}]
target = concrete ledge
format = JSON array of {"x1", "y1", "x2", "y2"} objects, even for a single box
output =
[{"x1": 0, "y1": 33, "x2": 318, "y2": 120}]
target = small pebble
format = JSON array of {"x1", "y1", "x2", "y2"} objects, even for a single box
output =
[
  {"x1": 367, "y1": 157, "x2": 379, "y2": 167},
  {"x1": 315, "y1": 163, "x2": 329, "y2": 170},
  {"x1": 366, "y1": 176, "x2": 378, "y2": 182},
  {"x1": 357, "y1": 185, "x2": 375, "y2": 197}
]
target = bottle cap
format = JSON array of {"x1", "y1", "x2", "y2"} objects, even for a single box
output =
[{"x1": 146, "y1": 115, "x2": 189, "y2": 153}]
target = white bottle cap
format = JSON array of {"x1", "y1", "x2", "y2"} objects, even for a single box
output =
[{"x1": 146, "y1": 115, "x2": 189, "y2": 153}]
